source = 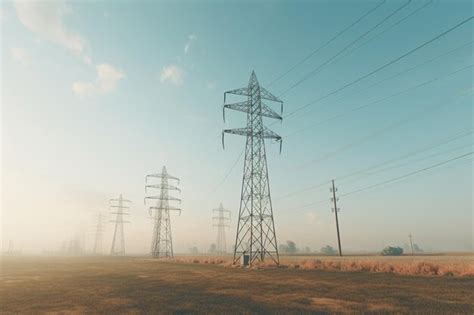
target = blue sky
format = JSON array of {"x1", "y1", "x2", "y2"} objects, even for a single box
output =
[{"x1": 1, "y1": 0, "x2": 472, "y2": 253}]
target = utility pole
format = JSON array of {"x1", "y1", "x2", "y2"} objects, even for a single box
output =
[
  {"x1": 110, "y1": 194, "x2": 131, "y2": 256},
  {"x1": 93, "y1": 213, "x2": 105, "y2": 255},
  {"x1": 145, "y1": 166, "x2": 181, "y2": 258},
  {"x1": 222, "y1": 71, "x2": 284, "y2": 266},
  {"x1": 330, "y1": 180, "x2": 342, "y2": 257},
  {"x1": 408, "y1": 233, "x2": 414, "y2": 255},
  {"x1": 213, "y1": 203, "x2": 231, "y2": 253}
]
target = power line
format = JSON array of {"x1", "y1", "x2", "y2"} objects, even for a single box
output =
[
  {"x1": 294, "y1": 95, "x2": 467, "y2": 170},
  {"x1": 278, "y1": 0, "x2": 412, "y2": 97},
  {"x1": 276, "y1": 129, "x2": 472, "y2": 201},
  {"x1": 281, "y1": 40, "x2": 473, "y2": 125},
  {"x1": 282, "y1": 16, "x2": 474, "y2": 121},
  {"x1": 210, "y1": 148, "x2": 244, "y2": 194},
  {"x1": 267, "y1": 0, "x2": 386, "y2": 88},
  {"x1": 284, "y1": 64, "x2": 473, "y2": 138},
  {"x1": 285, "y1": 150, "x2": 472, "y2": 211},
  {"x1": 306, "y1": 40, "x2": 473, "y2": 116},
  {"x1": 333, "y1": 0, "x2": 434, "y2": 65},
  {"x1": 340, "y1": 151, "x2": 473, "y2": 197},
  {"x1": 338, "y1": 142, "x2": 473, "y2": 186}
]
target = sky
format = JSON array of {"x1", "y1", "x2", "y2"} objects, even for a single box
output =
[{"x1": 1, "y1": 0, "x2": 472, "y2": 254}]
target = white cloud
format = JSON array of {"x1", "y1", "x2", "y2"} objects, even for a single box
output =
[
  {"x1": 10, "y1": 47, "x2": 30, "y2": 66},
  {"x1": 14, "y1": 1, "x2": 88, "y2": 60},
  {"x1": 72, "y1": 64, "x2": 124, "y2": 96},
  {"x1": 184, "y1": 34, "x2": 197, "y2": 54},
  {"x1": 160, "y1": 64, "x2": 184, "y2": 86}
]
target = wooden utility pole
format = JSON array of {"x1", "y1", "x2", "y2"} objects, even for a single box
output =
[
  {"x1": 408, "y1": 233, "x2": 414, "y2": 255},
  {"x1": 330, "y1": 180, "x2": 342, "y2": 257}
]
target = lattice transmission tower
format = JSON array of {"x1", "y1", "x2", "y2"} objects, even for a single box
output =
[
  {"x1": 109, "y1": 194, "x2": 131, "y2": 256},
  {"x1": 212, "y1": 203, "x2": 231, "y2": 253},
  {"x1": 145, "y1": 166, "x2": 181, "y2": 258},
  {"x1": 222, "y1": 71, "x2": 283, "y2": 265},
  {"x1": 93, "y1": 213, "x2": 105, "y2": 255}
]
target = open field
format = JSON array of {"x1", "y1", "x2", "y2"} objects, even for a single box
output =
[{"x1": 1, "y1": 256, "x2": 473, "y2": 313}]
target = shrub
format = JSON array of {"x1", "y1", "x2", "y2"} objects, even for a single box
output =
[
  {"x1": 381, "y1": 246, "x2": 403, "y2": 256},
  {"x1": 320, "y1": 245, "x2": 338, "y2": 255}
]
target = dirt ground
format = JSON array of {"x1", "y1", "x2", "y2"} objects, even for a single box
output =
[{"x1": 1, "y1": 256, "x2": 473, "y2": 314}]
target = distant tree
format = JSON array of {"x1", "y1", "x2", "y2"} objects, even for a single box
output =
[
  {"x1": 189, "y1": 246, "x2": 199, "y2": 254},
  {"x1": 279, "y1": 244, "x2": 288, "y2": 253},
  {"x1": 381, "y1": 246, "x2": 403, "y2": 256},
  {"x1": 286, "y1": 241, "x2": 297, "y2": 254},
  {"x1": 208, "y1": 243, "x2": 217, "y2": 253},
  {"x1": 304, "y1": 246, "x2": 311, "y2": 253},
  {"x1": 278, "y1": 241, "x2": 297, "y2": 254},
  {"x1": 320, "y1": 245, "x2": 337, "y2": 255}
]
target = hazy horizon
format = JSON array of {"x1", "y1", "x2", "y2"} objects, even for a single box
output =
[{"x1": 1, "y1": 0, "x2": 473, "y2": 255}]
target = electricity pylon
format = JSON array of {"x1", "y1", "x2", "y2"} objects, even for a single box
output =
[
  {"x1": 109, "y1": 194, "x2": 131, "y2": 256},
  {"x1": 330, "y1": 180, "x2": 342, "y2": 257},
  {"x1": 222, "y1": 71, "x2": 283, "y2": 265},
  {"x1": 145, "y1": 166, "x2": 181, "y2": 258},
  {"x1": 93, "y1": 213, "x2": 105, "y2": 255},
  {"x1": 212, "y1": 203, "x2": 231, "y2": 253}
]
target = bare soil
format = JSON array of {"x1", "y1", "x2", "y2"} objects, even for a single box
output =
[{"x1": 1, "y1": 256, "x2": 473, "y2": 314}]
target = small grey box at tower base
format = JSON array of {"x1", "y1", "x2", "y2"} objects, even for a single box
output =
[{"x1": 241, "y1": 252, "x2": 250, "y2": 266}]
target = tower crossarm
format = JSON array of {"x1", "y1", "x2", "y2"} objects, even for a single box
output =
[
  {"x1": 148, "y1": 206, "x2": 182, "y2": 216},
  {"x1": 213, "y1": 216, "x2": 231, "y2": 220},
  {"x1": 212, "y1": 207, "x2": 231, "y2": 213},
  {"x1": 149, "y1": 206, "x2": 181, "y2": 211},
  {"x1": 222, "y1": 127, "x2": 282, "y2": 152},
  {"x1": 110, "y1": 205, "x2": 130, "y2": 209},
  {"x1": 146, "y1": 173, "x2": 180, "y2": 184},
  {"x1": 224, "y1": 87, "x2": 249, "y2": 102},
  {"x1": 110, "y1": 198, "x2": 131, "y2": 203},
  {"x1": 145, "y1": 184, "x2": 181, "y2": 193},
  {"x1": 223, "y1": 101, "x2": 282, "y2": 121},
  {"x1": 144, "y1": 196, "x2": 181, "y2": 204}
]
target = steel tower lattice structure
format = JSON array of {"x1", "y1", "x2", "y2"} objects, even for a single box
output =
[
  {"x1": 109, "y1": 194, "x2": 131, "y2": 256},
  {"x1": 212, "y1": 203, "x2": 231, "y2": 253},
  {"x1": 93, "y1": 213, "x2": 105, "y2": 255},
  {"x1": 222, "y1": 71, "x2": 283, "y2": 265},
  {"x1": 145, "y1": 166, "x2": 181, "y2": 258}
]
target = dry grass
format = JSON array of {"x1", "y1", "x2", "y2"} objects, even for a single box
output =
[
  {"x1": 176, "y1": 253, "x2": 474, "y2": 277},
  {"x1": 1, "y1": 256, "x2": 473, "y2": 313}
]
